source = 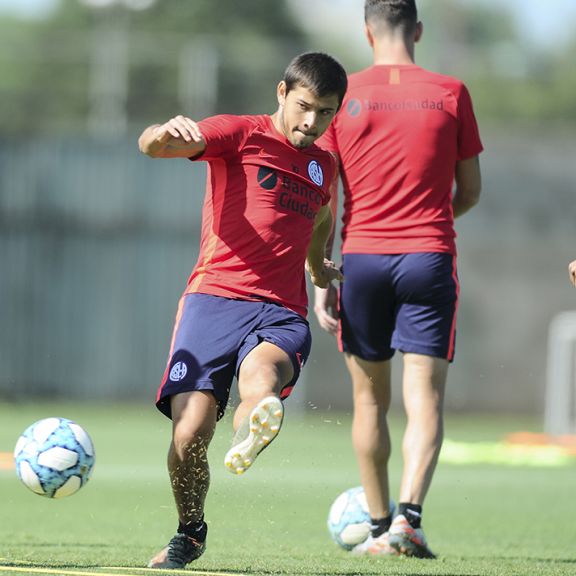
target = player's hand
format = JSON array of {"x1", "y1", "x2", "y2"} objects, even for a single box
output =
[
  {"x1": 569, "y1": 260, "x2": 576, "y2": 287},
  {"x1": 307, "y1": 258, "x2": 343, "y2": 289},
  {"x1": 314, "y1": 284, "x2": 339, "y2": 335},
  {"x1": 154, "y1": 115, "x2": 204, "y2": 147}
]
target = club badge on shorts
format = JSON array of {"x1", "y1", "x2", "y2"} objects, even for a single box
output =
[{"x1": 169, "y1": 361, "x2": 188, "y2": 382}]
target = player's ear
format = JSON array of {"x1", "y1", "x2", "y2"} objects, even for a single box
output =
[
  {"x1": 277, "y1": 81, "x2": 287, "y2": 107},
  {"x1": 364, "y1": 24, "x2": 375, "y2": 48},
  {"x1": 415, "y1": 21, "x2": 423, "y2": 43}
]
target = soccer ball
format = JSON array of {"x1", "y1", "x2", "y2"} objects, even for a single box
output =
[
  {"x1": 14, "y1": 417, "x2": 95, "y2": 498},
  {"x1": 327, "y1": 486, "x2": 371, "y2": 550}
]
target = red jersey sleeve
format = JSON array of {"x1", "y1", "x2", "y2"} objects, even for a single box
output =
[
  {"x1": 193, "y1": 115, "x2": 253, "y2": 161},
  {"x1": 456, "y1": 85, "x2": 483, "y2": 161}
]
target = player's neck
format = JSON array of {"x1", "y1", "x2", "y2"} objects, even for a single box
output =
[
  {"x1": 372, "y1": 41, "x2": 415, "y2": 66},
  {"x1": 270, "y1": 110, "x2": 287, "y2": 140}
]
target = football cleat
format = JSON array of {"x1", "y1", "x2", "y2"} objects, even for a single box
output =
[
  {"x1": 351, "y1": 531, "x2": 398, "y2": 556},
  {"x1": 147, "y1": 530, "x2": 207, "y2": 569},
  {"x1": 388, "y1": 514, "x2": 436, "y2": 559},
  {"x1": 224, "y1": 396, "x2": 283, "y2": 475}
]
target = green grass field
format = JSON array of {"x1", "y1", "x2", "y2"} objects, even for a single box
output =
[{"x1": 1, "y1": 402, "x2": 576, "y2": 576}]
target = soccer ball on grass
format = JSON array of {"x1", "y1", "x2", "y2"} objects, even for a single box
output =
[
  {"x1": 14, "y1": 417, "x2": 95, "y2": 498},
  {"x1": 327, "y1": 486, "x2": 372, "y2": 550}
]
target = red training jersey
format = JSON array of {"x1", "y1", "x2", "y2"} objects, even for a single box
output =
[
  {"x1": 184, "y1": 114, "x2": 335, "y2": 318},
  {"x1": 318, "y1": 65, "x2": 483, "y2": 255}
]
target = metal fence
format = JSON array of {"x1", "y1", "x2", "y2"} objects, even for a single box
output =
[
  {"x1": 0, "y1": 136, "x2": 204, "y2": 402},
  {"x1": 1, "y1": 130, "x2": 576, "y2": 415}
]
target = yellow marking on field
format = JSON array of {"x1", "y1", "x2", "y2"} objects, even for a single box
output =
[
  {"x1": 0, "y1": 566, "x2": 123, "y2": 576},
  {"x1": 0, "y1": 564, "x2": 247, "y2": 576},
  {"x1": 109, "y1": 567, "x2": 247, "y2": 576},
  {"x1": 0, "y1": 452, "x2": 15, "y2": 470},
  {"x1": 440, "y1": 438, "x2": 574, "y2": 467}
]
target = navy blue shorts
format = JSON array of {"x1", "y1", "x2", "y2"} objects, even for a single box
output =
[
  {"x1": 339, "y1": 253, "x2": 459, "y2": 362},
  {"x1": 156, "y1": 294, "x2": 312, "y2": 420}
]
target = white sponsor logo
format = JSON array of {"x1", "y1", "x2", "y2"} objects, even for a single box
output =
[
  {"x1": 169, "y1": 361, "x2": 188, "y2": 381},
  {"x1": 308, "y1": 160, "x2": 324, "y2": 186}
]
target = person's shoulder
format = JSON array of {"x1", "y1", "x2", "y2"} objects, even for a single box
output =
[
  {"x1": 200, "y1": 114, "x2": 267, "y2": 143},
  {"x1": 202, "y1": 113, "x2": 261, "y2": 128},
  {"x1": 199, "y1": 114, "x2": 265, "y2": 128},
  {"x1": 347, "y1": 66, "x2": 378, "y2": 88},
  {"x1": 414, "y1": 67, "x2": 469, "y2": 94},
  {"x1": 233, "y1": 114, "x2": 276, "y2": 137}
]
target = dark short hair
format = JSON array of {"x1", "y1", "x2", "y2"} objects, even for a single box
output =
[
  {"x1": 283, "y1": 52, "x2": 348, "y2": 109},
  {"x1": 364, "y1": 0, "x2": 418, "y2": 35}
]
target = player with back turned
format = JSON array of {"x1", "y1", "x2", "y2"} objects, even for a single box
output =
[
  {"x1": 314, "y1": 0, "x2": 483, "y2": 558},
  {"x1": 138, "y1": 52, "x2": 347, "y2": 569}
]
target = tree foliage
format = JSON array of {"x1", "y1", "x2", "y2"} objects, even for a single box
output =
[
  {"x1": 0, "y1": 0, "x2": 574, "y2": 135},
  {"x1": 0, "y1": 0, "x2": 309, "y2": 135}
]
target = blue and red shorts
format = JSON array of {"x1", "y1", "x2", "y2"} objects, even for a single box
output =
[
  {"x1": 156, "y1": 293, "x2": 312, "y2": 420},
  {"x1": 338, "y1": 253, "x2": 459, "y2": 362}
]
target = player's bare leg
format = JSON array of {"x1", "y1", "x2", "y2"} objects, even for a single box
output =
[
  {"x1": 399, "y1": 353, "x2": 447, "y2": 504},
  {"x1": 169, "y1": 391, "x2": 217, "y2": 525},
  {"x1": 148, "y1": 391, "x2": 217, "y2": 569},
  {"x1": 389, "y1": 352, "x2": 447, "y2": 559},
  {"x1": 346, "y1": 354, "x2": 397, "y2": 556},
  {"x1": 225, "y1": 342, "x2": 293, "y2": 474},
  {"x1": 346, "y1": 354, "x2": 393, "y2": 519}
]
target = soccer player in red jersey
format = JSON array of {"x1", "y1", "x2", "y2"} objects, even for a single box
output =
[
  {"x1": 138, "y1": 52, "x2": 347, "y2": 569},
  {"x1": 314, "y1": 0, "x2": 482, "y2": 558}
]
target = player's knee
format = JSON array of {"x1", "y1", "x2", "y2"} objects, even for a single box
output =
[
  {"x1": 172, "y1": 426, "x2": 212, "y2": 461},
  {"x1": 239, "y1": 360, "x2": 290, "y2": 398}
]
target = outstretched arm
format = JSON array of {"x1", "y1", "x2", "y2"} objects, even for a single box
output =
[
  {"x1": 138, "y1": 115, "x2": 207, "y2": 158},
  {"x1": 453, "y1": 156, "x2": 481, "y2": 218}
]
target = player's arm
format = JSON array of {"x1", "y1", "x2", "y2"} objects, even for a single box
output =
[
  {"x1": 569, "y1": 260, "x2": 576, "y2": 287},
  {"x1": 306, "y1": 204, "x2": 343, "y2": 290},
  {"x1": 313, "y1": 157, "x2": 341, "y2": 334},
  {"x1": 138, "y1": 115, "x2": 207, "y2": 158},
  {"x1": 452, "y1": 155, "x2": 481, "y2": 218},
  {"x1": 321, "y1": 155, "x2": 340, "y2": 260}
]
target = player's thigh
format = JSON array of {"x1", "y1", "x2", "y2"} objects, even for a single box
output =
[
  {"x1": 339, "y1": 254, "x2": 396, "y2": 361},
  {"x1": 402, "y1": 352, "x2": 448, "y2": 407},
  {"x1": 345, "y1": 353, "x2": 392, "y2": 408},
  {"x1": 237, "y1": 342, "x2": 294, "y2": 400},
  {"x1": 237, "y1": 303, "x2": 312, "y2": 401},
  {"x1": 157, "y1": 294, "x2": 265, "y2": 420},
  {"x1": 392, "y1": 253, "x2": 459, "y2": 361}
]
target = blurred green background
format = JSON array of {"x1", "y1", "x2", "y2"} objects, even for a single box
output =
[{"x1": 1, "y1": 0, "x2": 576, "y2": 423}]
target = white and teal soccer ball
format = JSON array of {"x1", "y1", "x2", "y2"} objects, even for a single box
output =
[
  {"x1": 327, "y1": 486, "x2": 371, "y2": 550},
  {"x1": 14, "y1": 417, "x2": 95, "y2": 498}
]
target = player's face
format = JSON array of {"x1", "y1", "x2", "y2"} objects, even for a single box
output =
[{"x1": 276, "y1": 81, "x2": 339, "y2": 149}]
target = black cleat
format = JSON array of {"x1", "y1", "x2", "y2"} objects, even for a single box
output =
[{"x1": 148, "y1": 528, "x2": 207, "y2": 569}]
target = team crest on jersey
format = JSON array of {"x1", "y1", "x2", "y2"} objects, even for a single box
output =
[
  {"x1": 307, "y1": 160, "x2": 323, "y2": 186},
  {"x1": 169, "y1": 361, "x2": 188, "y2": 382}
]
